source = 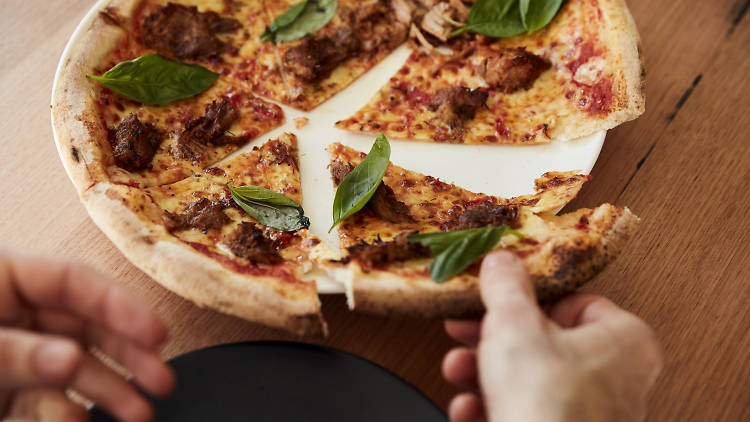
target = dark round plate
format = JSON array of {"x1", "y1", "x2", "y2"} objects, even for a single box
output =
[{"x1": 91, "y1": 341, "x2": 447, "y2": 421}]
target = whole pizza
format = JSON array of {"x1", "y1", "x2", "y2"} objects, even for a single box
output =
[{"x1": 52, "y1": 0, "x2": 645, "y2": 336}]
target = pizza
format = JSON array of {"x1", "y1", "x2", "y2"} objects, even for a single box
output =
[
  {"x1": 51, "y1": 0, "x2": 645, "y2": 336},
  {"x1": 327, "y1": 143, "x2": 639, "y2": 316},
  {"x1": 336, "y1": 0, "x2": 645, "y2": 144}
]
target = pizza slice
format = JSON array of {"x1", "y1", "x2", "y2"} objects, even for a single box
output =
[
  {"x1": 83, "y1": 134, "x2": 334, "y2": 336},
  {"x1": 327, "y1": 142, "x2": 639, "y2": 317},
  {"x1": 89, "y1": 74, "x2": 283, "y2": 187},
  {"x1": 336, "y1": 0, "x2": 645, "y2": 144},
  {"x1": 264, "y1": 0, "x2": 409, "y2": 110},
  {"x1": 110, "y1": 0, "x2": 289, "y2": 102}
]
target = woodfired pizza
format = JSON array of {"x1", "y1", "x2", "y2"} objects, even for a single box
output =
[{"x1": 52, "y1": 0, "x2": 645, "y2": 336}]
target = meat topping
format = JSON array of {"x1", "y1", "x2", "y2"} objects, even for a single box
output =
[
  {"x1": 282, "y1": 1, "x2": 407, "y2": 83},
  {"x1": 477, "y1": 48, "x2": 551, "y2": 93},
  {"x1": 329, "y1": 160, "x2": 412, "y2": 223},
  {"x1": 452, "y1": 203, "x2": 520, "y2": 230},
  {"x1": 224, "y1": 222, "x2": 283, "y2": 266},
  {"x1": 262, "y1": 140, "x2": 298, "y2": 169},
  {"x1": 367, "y1": 184, "x2": 414, "y2": 223},
  {"x1": 163, "y1": 198, "x2": 230, "y2": 233},
  {"x1": 429, "y1": 86, "x2": 488, "y2": 128},
  {"x1": 110, "y1": 114, "x2": 162, "y2": 171},
  {"x1": 282, "y1": 29, "x2": 361, "y2": 83},
  {"x1": 347, "y1": 233, "x2": 430, "y2": 269},
  {"x1": 174, "y1": 99, "x2": 240, "y2": 160},
  {"x1": 141, "y1": 3, "x2": 241, "y2": 61},
  {"x1": 329, "y1": 160, "x2": 355, "y2": 186}
]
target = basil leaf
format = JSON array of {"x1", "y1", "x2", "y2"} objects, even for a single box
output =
[
  {"x1": 408, "y1": 227, "x2": 496, "y2": 255},
  {"x1": 229, "y1": 184, "x2": 310, "y2": 232},
  {"x1": 451, "y1": 0, "x2": 517, "y2": 37},
  {"x1": 264, "y1": 0, "x2": 338, "y2": 43},
  {"x1": 261, "y1": 1, "x2": 309, "y2": 41},
  {"x1": 520, "y1": 0, "x2": 564, "y2": 33},
  {"x1": 409, "y1": 226, "x2": 507, "y2": 283},
  {"x1": 330, "y1": 134, "x2": 391, "y2": 232},
  {"x1": 87, "y1": 54, "x2": 219, "y2": 106}
]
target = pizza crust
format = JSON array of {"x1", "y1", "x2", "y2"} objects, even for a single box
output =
[
  {"x1": 552, "y1": 0, "x2": 646, "y2": 141},
  {"x1": 52, "y1": 0, "x2": 137, "y2": 194},
  {"x1": 341, "y1": 205, "x2": 639, "y2": 318},
  {"x1": 82, "y1": 183, "x2": 328, "y2": 337}
]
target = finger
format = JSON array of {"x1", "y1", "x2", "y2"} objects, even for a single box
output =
[
  {"x1": 33, "y1": 311, "x2": 175, "y2": 397},
  {"x1": 35, "y1": 309, "x2": 88, "y2": 343},
  {"x1": 7, "y1": 388, "x2": 88, "y2": 422},
  {"x1": 442, "y1": 348, "x2": 479, "y2": 391},
  {"x1": 479, "y1": 251, "x2": 542, "y2": 339},
  {"x1": 89, "y1": 327, "x2": 175, "y2": 397},
  {"x1": 547, "y1": 293, "x2": 607, "y2": 328},
  {"x1": 0, "y1": 257, "x2": 29, "y2": 326},
  {"x1": 444, "y1": 319, "x2": 481, "y2": 346},
  {"x1": 7, "y1": 255, "x2": 167, "y2": 349},
  {"x1": 448, "y1": 392, "x2": 485, "y2": 422},
  {"x1": 0, "y1": 328, "x2": 83, "y2": 389},
  {"x1": 71, "y1": 356, "x2": 153, "y2": 422}
]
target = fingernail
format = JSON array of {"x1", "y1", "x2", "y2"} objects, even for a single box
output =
[{"x1": 35, "y1": 340, "x2": 80, "y2": 382}]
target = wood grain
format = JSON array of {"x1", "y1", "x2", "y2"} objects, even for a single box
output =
[{"x1": 1, "y1": 0, "x2": 749, "y2": 420}]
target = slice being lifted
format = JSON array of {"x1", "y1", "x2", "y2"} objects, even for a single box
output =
[
  {"x1": 327, "y1": 142, "x2": 639, "y2": 317},
  {"x1": 83, "y1": 134, "x2": 333, "y2": 336},
  {"x1": 336, "y1": 0, "x2": 645, "y2": 144}
]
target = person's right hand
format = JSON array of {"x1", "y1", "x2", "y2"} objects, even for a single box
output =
[
  {"x1": 443, "y1": 251, "x2": 663, "y2": 422},
  {"x1": 0, "y1": 252, "x2": 175, "y2": 422}
]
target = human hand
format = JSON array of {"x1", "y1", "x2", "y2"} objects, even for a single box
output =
[
  {"x1": 442, "y1": 251, "x2": 663, "y2": 422},
  {"x1": 0, "y1": 252, "x2": 175, "y2": 422}
]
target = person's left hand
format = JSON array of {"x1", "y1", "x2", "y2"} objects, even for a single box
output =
[{"x1": 0, "y1": 252, "x2": 175, "y2": 422}]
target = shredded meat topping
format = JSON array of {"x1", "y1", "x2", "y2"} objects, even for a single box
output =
[
  {"x1": 282, "y1": 1, "x2": 407, "y2": 83},
  {"x1": 110, "y1": 114, "x2": 162, "y2": 171},
  {"x1": 347, "y1": 233, "x2": 430, "y2": 269},
  {"x1": 282, "y1": 29, "x2": 361, "y2": 83},
  {"x1": 329, "y1": 160, "x2": 413, "y2": 223},
  {"x1": 478, "y1": 48, "x2": 551, "y2": 93},
  {"x1": 367, "y1": 184, "x2": 414, "y2": 223},
  {"x1": 452, "y1": 203, "x2": 521, "y2": 230},
  {"x1": 141, "y1": 3, "x2": 241, "y2": 61},
  {"x1": 174, "y1": 99, "x2": 241, "y2": 160},
  {"x1": 329, "y1": 160, "x2": 355, "y2": 186},
  {"x1": 162, "y1": 198, "x2": 230, "y2": 233},
  {"x1": 429, "y1": 86, "x2": 488, "y2": 131},
  {"x1": 224, "y1": 222, "x2": 282, "y2": 266}
]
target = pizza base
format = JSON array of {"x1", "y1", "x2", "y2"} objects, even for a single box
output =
[{"x1": 342, "y1": 205, "x2": 639, "y2": 318}]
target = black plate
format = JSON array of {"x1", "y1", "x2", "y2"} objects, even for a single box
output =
[{"x1": 91, "y1": 341, "x2": 447, "y2": 422}]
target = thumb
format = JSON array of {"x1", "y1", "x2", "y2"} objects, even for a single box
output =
[
  {"x1": 479, "y1": 250, "x2": 543, "y2": 339},
  {"x1": 0, "y1": 328, "x2": 83, "y2": 389}
]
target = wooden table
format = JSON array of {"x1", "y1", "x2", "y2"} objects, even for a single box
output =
[{"x1": 2, "y1": 0, "x2": 749, "y2": 420}]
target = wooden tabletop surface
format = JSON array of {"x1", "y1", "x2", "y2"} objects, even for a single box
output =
[{"x1": 2, "y1": 0, "x2": 749, "y2": 420}]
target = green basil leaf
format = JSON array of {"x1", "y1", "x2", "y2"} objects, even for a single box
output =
[
  {"x1": 330, "y1": 134, "x2": 391, "y2": 232},
  {"x1": 229, "y1": 184, "x2": 310, "y2": 232},
  {"x1": 520, "y1": 0, "x2": 564, "y2": 33},
  {"x1": 408, "y1": 227, "x2": 496, "y2": 256},
  {"x1": 261, "y1": 0, "x2": 309, "y2": 41},
  {"x1": 467, "y1": 3, "x2": 526, "y2": 38},
  {"x1": 415, "y1": 226, "x2": 507, "y2": 283},
  {"x1": 451, "y1": 0, "x2": 516, "y2": 37},
  {"x1": 265, "y1": 0, "x2": 338, "y2": 43},
  {"x1": 87, "y1": 54, "x2": 219, "y2": 106}
]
